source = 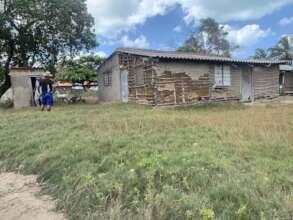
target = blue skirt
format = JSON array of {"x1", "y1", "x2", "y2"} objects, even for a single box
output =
[{"x1": 42, "y1": 92, "x2": 53, "y2": 106}]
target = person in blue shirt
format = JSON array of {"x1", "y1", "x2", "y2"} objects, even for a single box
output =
[{"x1": 40, "y1": 72, "x2": 54, "y2": 111}]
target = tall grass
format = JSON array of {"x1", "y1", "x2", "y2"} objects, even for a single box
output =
[{"x1": 0, "y1": 103, "x2": 292, "y2": 220}]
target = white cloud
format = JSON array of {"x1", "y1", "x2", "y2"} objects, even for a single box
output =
[
  {"x1": 120, "y1": 35, "x2": 150, "y2": 48},
  {"x1": 87, "y1": 0, "x2": 175, "y2": 37},
  {"x1": 224, "y1": 24, "x2": 271, "y2": 48},
  {"x1": 87, "y1": 0, "x2": 293, "y2": 37},
  {"x1": 180, "y1": 0, "x2": 293, "y2": 24},
  {"x1": 173, "y1": 25, "x2": 182, "y2": 33},
  {"x1": 280, "y1": 17, "x2": 293, "y2": 26},
  {"x1": 74, "y1": 51, "x2": 108, "y2": 60},
  {"x1": 95, "y1": 51, "x2": 108, "y2": 58}
]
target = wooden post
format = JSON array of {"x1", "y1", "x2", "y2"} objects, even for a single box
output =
[
  {"x1": 151, "y1": 60, "x2": 157, "y2": 106},
  {"x1": 174, "y1": 84, "x2": 177, "y2": 105},
  {"x1": 182, "y1": 80, "x2": 186, "y2": 104}
]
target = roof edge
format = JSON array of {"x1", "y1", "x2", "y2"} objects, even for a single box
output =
[{"x1": 97, "y1": 48, "x2": 288, "y2": 72}]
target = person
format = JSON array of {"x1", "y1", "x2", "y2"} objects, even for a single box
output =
[{"x1": 40, "y1": 72, "x2": 54, "y2": 111}]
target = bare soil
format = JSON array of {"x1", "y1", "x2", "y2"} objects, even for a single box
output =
[{"x1": 0, "y1": 172, "x2": 66, "y2": 220}]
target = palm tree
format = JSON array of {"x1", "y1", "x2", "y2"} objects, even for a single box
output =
[{"x1": 269, "y1": 36, "x2": 293, "y2": 60}]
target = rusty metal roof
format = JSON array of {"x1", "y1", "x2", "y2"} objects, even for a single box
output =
[{"x1": 116, "y1": 48, "x2": 287, "y2": 65}]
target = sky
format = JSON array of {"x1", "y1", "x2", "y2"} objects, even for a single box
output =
[{"x1": 86, "y1": 0, "x2": 293, "y2": 59}]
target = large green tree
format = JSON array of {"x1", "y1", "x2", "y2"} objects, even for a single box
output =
[
  {"x1": 0, "y1": 0, "x2": 97, "y2": 96},
  {"x1": 56, "y1": 55, "x2": 104, "y2": 83},
  {"x1": 178, "y1": 18, "x2": 237, "y2": 57}
]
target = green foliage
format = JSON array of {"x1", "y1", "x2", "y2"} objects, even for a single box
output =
[
  {"x1": 270, "y1": 36, "x2": 293, "y2": 60},
  {"x1": 177, "y1": 36, "x2": 204, "y2": 53},
  {"x1": 0, "y1": 66, "x2": 4, "y2": 83},
  {"x1": 0, "y1": 0, "x2": 97, "y2": 92},
  {"x1": 177, "y1": 18, "x2": 238, "y2": 57},
  {"x1": 253, "y1": 48, "x2": 270, "y2": 59},
  {"x1": 253, "y1": 36, "x2": 293, "y2": 60},
  {"x1": 201, "y1": 208, "x2": 215, "y2": 220},
  {"x1": 0, "y1": 104, "x2": 292, "y2": 220},
  {"x1": 56, "y1": 55, "x2": 104, "y2": 83},
  {"x1": 0, "y1": 99, "x2": 13, "y2": 109}
]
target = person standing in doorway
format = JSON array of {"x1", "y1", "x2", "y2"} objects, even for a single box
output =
[{"x1": 40, "y1": 72, "x2": 54, "y2": 111}]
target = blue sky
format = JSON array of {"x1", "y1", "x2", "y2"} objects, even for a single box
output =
[{"x1": 86, "y1": 0, "x2": 293, "y2": 59}]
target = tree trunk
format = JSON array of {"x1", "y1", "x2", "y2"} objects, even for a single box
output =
[
  {"x1": 0, "y1": 41, "x2": 14, "y2": 97},
  {"x1": 0, "y1": 74, "x2": 11, "y2": 97}
]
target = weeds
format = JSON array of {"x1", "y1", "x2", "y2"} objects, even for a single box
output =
[{"x1": 0, "y1": 103, "x2": 292, "y2": 219}]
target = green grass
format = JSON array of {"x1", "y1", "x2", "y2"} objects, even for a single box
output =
[{"x1": 0, "y1": 103, "x2": 293, "y2": 220}]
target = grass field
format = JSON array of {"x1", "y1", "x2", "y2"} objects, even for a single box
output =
[{"x1": 0, "y1": 103, "x2": 293, "y2": 220}]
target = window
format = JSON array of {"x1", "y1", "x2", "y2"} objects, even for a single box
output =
[
  {"x1": 214, "y1": 65, "x2": 231, "y2": 87},
  {"x1": 135, "y1": 66, "x2": 145, "y2": 85},
  {"x1": 103, "y1": 72, "x2": 112, "y2": 86}
]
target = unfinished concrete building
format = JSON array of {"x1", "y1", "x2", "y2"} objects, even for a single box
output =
[{"x1": 97, "y1": 48, "x2": 286, "y2": 106}]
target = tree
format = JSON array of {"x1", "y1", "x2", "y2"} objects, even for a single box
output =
[
  {"x1": 252, "y1": 48, "x2": 271, "y2": 59},
  {"x1": 56, "y1": 55, "x2": 104, "y2": 83},
  {"x1": 0, "y1": 0, "x2": 97, "y2": 96},
  {"x1": 177, "y1": 18, "x2": 237, "y2": 57},
  {"x1": 177, "y1": 36, "x2": 204, "y2": 53},
  {"x1": 252, "y1": 36, "x2": 293, "y2": 60},
  {"x1": 269, "y1": 36, "x2": 293, "y2": 60}
]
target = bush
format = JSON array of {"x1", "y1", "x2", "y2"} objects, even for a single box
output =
[{"x1": 0, "y1": 99, "x2": 13, "y2": 109}]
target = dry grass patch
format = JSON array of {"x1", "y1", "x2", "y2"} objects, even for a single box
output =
[{"x1": 0, "y1": 103, "x2": 292, "y2": 220}]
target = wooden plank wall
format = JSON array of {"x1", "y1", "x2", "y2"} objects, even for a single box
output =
[{"x1": 252, "y1": 66, "x2": 279, "y2": 99}]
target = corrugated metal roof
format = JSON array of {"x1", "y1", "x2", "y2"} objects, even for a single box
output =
[{"x1": 116, "y1": 47, "x2": 287, "y2": 65}]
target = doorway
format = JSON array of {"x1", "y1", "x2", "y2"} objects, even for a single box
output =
[{"x1": 241, "y1": 67, "x2": 252, "y2": 102}]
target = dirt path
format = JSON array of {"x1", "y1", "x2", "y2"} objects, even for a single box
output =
[{"x1": 0, "y1": 172, "x2": 66, "y2": 220}]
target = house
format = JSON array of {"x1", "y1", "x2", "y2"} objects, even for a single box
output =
[
  {"x1": 97, "y1": 48, "x2": 286, "y2": 106},
  {"x1": 9, "y1": 68, "x2": 46, "y2": 108}
]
